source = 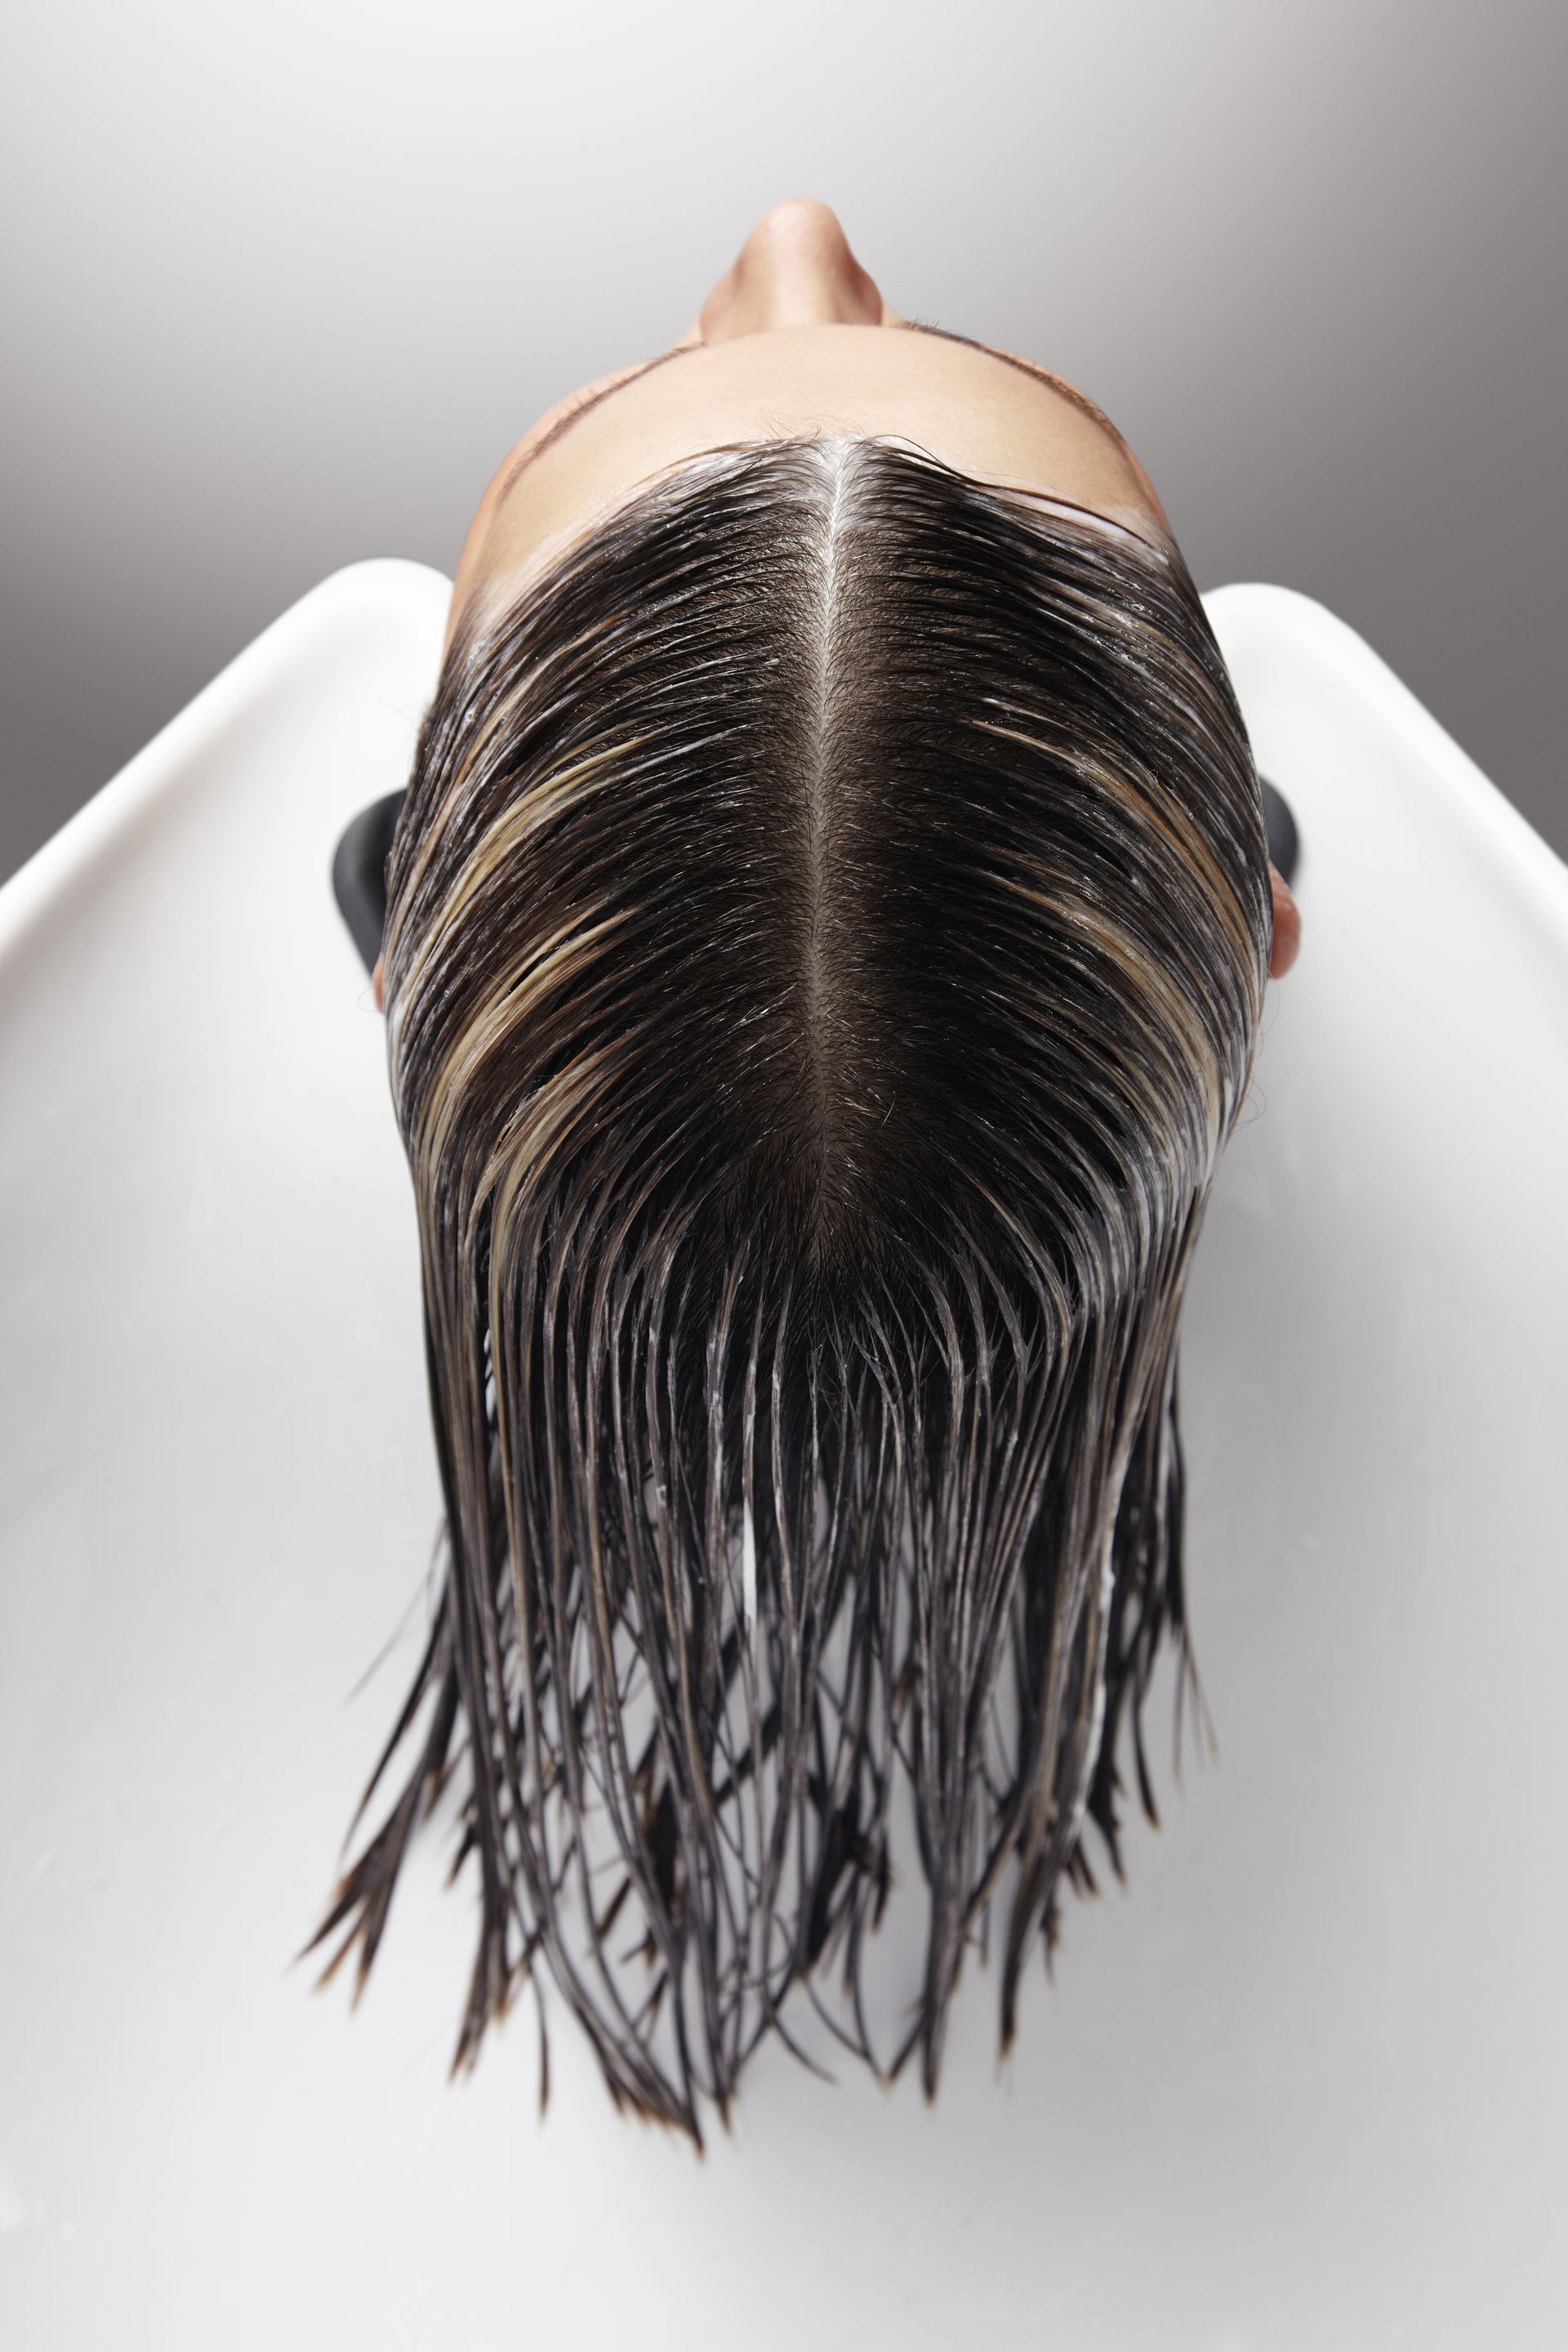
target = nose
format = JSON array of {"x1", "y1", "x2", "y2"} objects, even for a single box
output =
[{"x1": 693, "y1": 200, "x2": 891, "y2": 341}]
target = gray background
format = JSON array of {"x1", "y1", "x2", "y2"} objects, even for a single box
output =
[{"x1": 2, "y1": 0, "x2": 1564, "y2": 884}]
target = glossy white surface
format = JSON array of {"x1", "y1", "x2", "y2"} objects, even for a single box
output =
[{"x1": 2, "y1": 564, "x2": 1565, "y2": 2349}]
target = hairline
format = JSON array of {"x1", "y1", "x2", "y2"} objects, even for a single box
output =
[{"x1": 457, "y1": 432, "x2": 1177, "y2": 673}]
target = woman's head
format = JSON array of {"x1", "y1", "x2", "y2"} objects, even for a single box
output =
[
  {"x1": 444, "y1": 198, "x2": 1174, "y2": 653},
  {"x1": 376, "y1": 198, "x2": 1295, "y2": 1000},
  {"x1": 323, "y1": 207, "x2": 1289, "y2": 2137}
]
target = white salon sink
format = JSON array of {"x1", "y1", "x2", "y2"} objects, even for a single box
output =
[{"x1": 2, "y1": 562, "x2": 1564, "y2": 2349}]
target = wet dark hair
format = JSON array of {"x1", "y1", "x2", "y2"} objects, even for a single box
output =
[{"x1": 311, "y1": 436, "x2": 1271, "y2": 2140}]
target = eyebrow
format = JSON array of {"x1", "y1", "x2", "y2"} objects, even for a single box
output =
[
  {"x1": 495, "y1": 345, "x2": 697, "y2": 499},
  {"x1": 493, "y1": 321, "x2": 1135, "y2": 504},
  {"x1": 898, "y1": 321, "x2": 1136, "y2": 456}
]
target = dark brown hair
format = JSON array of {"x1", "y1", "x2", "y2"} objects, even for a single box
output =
[{"x1": 312, "y1": 435, "x2": 1270, "y2": 2141}]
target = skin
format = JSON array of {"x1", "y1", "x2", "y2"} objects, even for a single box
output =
[{"x1": 372, "y1": 200, "x2": 1299, "y2": 1008}]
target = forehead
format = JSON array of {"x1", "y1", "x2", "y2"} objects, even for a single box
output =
[{"x1": 466, "y1": 325, "x2": 1168, "y2": 617}]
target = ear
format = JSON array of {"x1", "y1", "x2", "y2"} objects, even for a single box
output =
[
  {"x1": 372, "y1": 955, "x2": 385, "y2": 1013},
  {"x1": 1268, "y1": 866, "x2": 1301, "y2": 978}
]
